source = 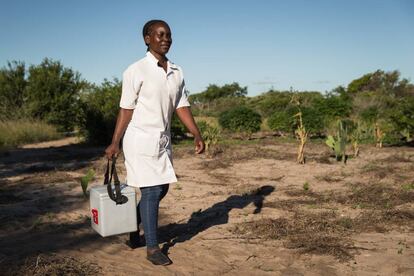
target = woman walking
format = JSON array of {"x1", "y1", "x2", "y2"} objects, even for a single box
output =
[{"x1": 105, "y1": 19, "x2": 204, "y2": 266}]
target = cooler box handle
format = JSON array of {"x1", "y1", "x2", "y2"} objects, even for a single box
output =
[{"x1": 104, "y1": 157, "x2": 128, "y2": 205}]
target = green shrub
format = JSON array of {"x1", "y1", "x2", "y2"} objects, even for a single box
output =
[
  {"x1": 78, "y1": 79, "x2": 121, "y2": 145},
  {"x1": 171, "y1": 113, "x2": 187, "y2": 141},
  {"x1": 390, "y1": 97, "x2": 414, "y2": 142},
  {"x1": 218, "y1": 106, "x2": 262, "y2": 133},
  {"x1": 0, "y1": 119, "x2": 61, "y2": 149},
  {"x1": 267, "y1": 111, "x2": 293, "y2": 132},
  {"x1": 24, "y1": 58, "x2": 85, "y2": 132},
  {"x1": 300, "y1": 107, "x2": 325, "y2": 135}
]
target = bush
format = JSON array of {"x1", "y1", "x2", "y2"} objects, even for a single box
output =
[
  {"x1": 389, "y1": 97, "x2": 414, "y2": 141},
  {"x1": 78, "y1": 79, "x2": 121, "y2": 145},
  {"x1": 300, "y1": 107, "x2": 325, "y2": 135},
  {"x1": 267, "y1": 111, "x2": 293, "y2": 133},
  {"x1": 171, "y1": 113, "x2": 187, "y2": 141},
  {"x1": 24, "y1": 58, "x2": 85, "y2": 132},
  {"x1": 218, "y1": 106, "x2": 262, "y2": 133},
  {"x1": 0, "y1": 119, "x2": 61, "y2": 149}
]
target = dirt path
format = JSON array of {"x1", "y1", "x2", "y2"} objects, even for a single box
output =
[{"x1": 1, "y1": 138, "x2": 413, "y2": 275}]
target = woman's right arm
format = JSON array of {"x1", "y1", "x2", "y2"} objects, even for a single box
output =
[{"x1": 105, "y1": 108, "x2": 134, "y2": 159}]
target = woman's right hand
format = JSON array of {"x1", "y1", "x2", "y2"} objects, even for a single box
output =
[{"x1": 105, "y1": 143, "x2": 120, "y2": 160}]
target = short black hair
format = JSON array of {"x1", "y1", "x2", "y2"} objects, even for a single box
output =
[{"x1": 142, "y1": 19, "x2": 169, "y2": 50}]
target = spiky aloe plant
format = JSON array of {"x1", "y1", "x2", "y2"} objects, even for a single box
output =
[
  {"x1": 326, "y1": 120, "x2": 347, "y2": 163},
  {"x1": 201, "y1": 124, "x2": 221, "y2": 157}
]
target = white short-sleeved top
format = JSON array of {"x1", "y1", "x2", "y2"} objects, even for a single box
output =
[
  {"x1": 120, "y1": 51, "x2": 190, "y2": 188},
  {"x1": 120, "y1": 51, "x2": 190, "y2": 130}
]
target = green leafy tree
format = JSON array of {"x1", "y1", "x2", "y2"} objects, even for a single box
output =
[
  {"x1": 348, "y1": 70, "x2": 413, "y2": 145},
  {"x1": 312, "y1": 88, "x2": 352, "y2": 123},
  {"x1": 25, "y1": 58, "x2": 85, "y2": 131},
  {"x1": 78, "y1": 79, "x2": 121, "y2": 144},
  {"x1": 191, "y1": 82, "x2": 247, "y2": 103},
  {"x1": 189, "y1": 82, "x2": 247, "y2": 114},
  {"x1": 0, "y1": 61, "x2": 27, "y2": 119},
  {"x1": 248, "y1": 90, "x2": 294, "y2": 117},
  {"x1": 300, "y1": 106, "x2": 325, "y2": 135},
  {"x1": 389, "y1": 96, "x2": 414, "y2": 142}
]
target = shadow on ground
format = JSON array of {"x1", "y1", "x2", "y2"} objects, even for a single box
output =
[
  {"x1": 0, "y1": 143, "x2": 104, "y2": 178},
  {"x1": 0, "y1": 142, "x2": 111, "y2": 273},
  {"x1": 158, "y1": 185, "x2": 275, "y2": 254}
]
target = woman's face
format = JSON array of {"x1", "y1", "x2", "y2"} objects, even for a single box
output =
[{"x1": 145, "y1": 23, "x2": 172, "y2": 56}]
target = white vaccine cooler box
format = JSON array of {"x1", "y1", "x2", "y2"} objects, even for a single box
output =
[{"x1": 90, "y1": 184, "x2": 137, "y2": 237}]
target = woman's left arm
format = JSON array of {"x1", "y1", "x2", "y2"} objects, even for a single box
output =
[{"x1": 175, "y1": 107, "x2": 205, "y2": 154}]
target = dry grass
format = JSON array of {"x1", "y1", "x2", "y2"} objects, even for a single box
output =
[
  {"x1": 233, "y1": 211, "x2": 355, "y2": 261},
  {"x1": 234, "y1": 205, "x2": 414, "y2": 261},
  {"x1": 359, "y1": 162, "x2": 401, "y2": 179},
  {"x1": 353, "y1": 209, "x2": 414, "y2": 233},
  {"x1": 4, "y1": 254, "x2": 101, "y2": 276},
  {"x1": 200, "y1": 145, "x2": 296, "y2": 170},
  {"x1": 0, "y1": 119, "x2": 61, "y2": 149},
  {"x1": 313, "y1": 154, "x2": 334, "y2": 164},
  {"x1": 336, "y1": 183, "x2": 414, "y2": 209},
  {"x1": 275, "y1": 182, "x2": 414, "y2": 211},
  {"x1": 243, "y1": 179, "x2": 414, "y2": 261},
  {"x1": 314, "y1": 174, "x2": 344, "y2": 183},
  {"x1": 379, "y1": 153, "x2": 414, "y2": 163}
]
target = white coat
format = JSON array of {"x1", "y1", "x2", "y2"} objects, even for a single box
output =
[{"x1": 120, "y1": 52, "x2": 190, "y2": 188}]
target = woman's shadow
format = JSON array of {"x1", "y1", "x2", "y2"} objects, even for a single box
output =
[{"x1": 158, "y1": 185, "x2": 275, "y2": 254}]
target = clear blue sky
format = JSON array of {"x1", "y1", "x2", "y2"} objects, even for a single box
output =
[{"x1": 1, "y1": 0, "x2": 413, "y2": 96}]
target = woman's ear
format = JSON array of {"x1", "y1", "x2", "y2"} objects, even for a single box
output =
[{"x1": 144, "y1": 35, "x2": 151, "y2": 46}]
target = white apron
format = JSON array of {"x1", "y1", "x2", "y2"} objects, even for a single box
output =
[{"x1": 123, "y1": 127, "x2": 177, "y2": 188}]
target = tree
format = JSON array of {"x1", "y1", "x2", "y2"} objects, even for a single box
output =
[
  {"x1": 0, "y1": 61, "x2": 27, "y2": 118},
  {"x1": 25, "y1": 58, "x2": 85, "y2": 131},
  {"x1": 389, "y1": 96, "x2": 414, "y2": 142},
  {"x1": 248, "y1": 90, "x2": 293, "y2": 117},
  {"x1": 189, "y1": 82, "x2": 247, "y2": 113},
  {"x1": 78, "y1": 79, "x2": 121, "y2": 145}
]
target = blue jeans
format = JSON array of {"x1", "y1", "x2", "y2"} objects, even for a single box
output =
[{"x1": 137, "y1": 184, "x2": 169, "y2": 248}]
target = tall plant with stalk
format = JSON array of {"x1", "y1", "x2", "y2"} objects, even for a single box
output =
[
  {"x1": 349, "y1": 120, "x2": 363, "y2": 157},
  {"x1": 291, "y1": 94, "x2": 308, "y2": 164},
  {"x1": 374, "y1": 121, "x2": 385, "y2": 148}
]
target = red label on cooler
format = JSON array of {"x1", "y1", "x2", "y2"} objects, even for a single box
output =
[{"x1": 92, "y1": 208, "x2": 98, "y2": 224}]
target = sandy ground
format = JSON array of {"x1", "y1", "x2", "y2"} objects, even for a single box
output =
[{"x1": 0, "y1": 137, "x2": 413, "y2": 275}]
